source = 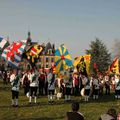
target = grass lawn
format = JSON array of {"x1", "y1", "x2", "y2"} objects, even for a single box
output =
[{"x1": 0, "y1": 80, "x2": 120, "y2": 120}]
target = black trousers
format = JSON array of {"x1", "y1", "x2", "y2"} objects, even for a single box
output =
[
  {"x1": 29, "y1": 87, "x2": 38, "y2": 97},
  {"x1": 48, "y1": 90, "x2": 55, "y2": 95},
  {"x1": 12, "y1": 90, "x2": 19, "y2": 99}
]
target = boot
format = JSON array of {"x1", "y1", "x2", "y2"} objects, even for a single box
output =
[
  {"x1": 68, "y1": 95, "x2": 71, "y2": 101},
  {"x1": 93, "y1": 95, "x2": 95, "y2": 99},
  {"x1": 15, "y1": 99, "x2": 18, "y2": 107},
  {"x1": 48, "y1": 95, "x2": 50, "y2": 103},
  {"x1": 11, "y1": 99, "x2": 15, "y2": 106},
  {"x1": 96, "y1": 95, "x2": 98, "y2": 99},
  {"x1": 87, "y1": 96, "x2": 89, "y2": 101},
  {"x1": 65, "y1": 95, "x2": 67, "y2": 101},
  {"x1": 34, "y1": 97, "x2": 37, "y2": 103},
  {"x1": 29, "y1": 96, "x2": 32, "y2": 104}
]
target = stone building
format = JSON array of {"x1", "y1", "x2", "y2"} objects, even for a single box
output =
[
  {"x1": 22, "y1": 32, "x2": 55, "y2": 70},
  {"x1": 36, "y1": 42, "x2": 55, "y2": 69}
]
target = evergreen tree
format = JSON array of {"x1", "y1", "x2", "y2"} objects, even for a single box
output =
[{"x1": 86, "y1": 38, "x2": 111, "y2": 75}]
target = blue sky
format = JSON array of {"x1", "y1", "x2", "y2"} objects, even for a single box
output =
[{"x1": 0, "y1": 0, "x2": 120, "y2": 58}]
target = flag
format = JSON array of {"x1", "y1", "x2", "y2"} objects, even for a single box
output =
[
  {"x1": 26, "y1": 44, "x2": 43, "y2": 63},
  {"x1": 55, "y1": 44, "x2": 73, "y2": 73},
  {"x1": 1, "y1": 40, "x2": 27, "y2": 68},
  {"x1": 83, "y1": 55, "x2": 91, "y2": 75},
  {"x1": 109, "y1": 57, "x2": 119, "y2": 74},
  {"x1": 76, "y1": 56, "x2": 87, "y2": 76},
  {"x1": 74, "y1": 54, "x2": 91, "y2": 75},
  {"x1": 93, "y1": 62, "x2": 99, "y2": 73},
  {"x1": 0, "y1": 37, "x2": 9, "y2": 51}
]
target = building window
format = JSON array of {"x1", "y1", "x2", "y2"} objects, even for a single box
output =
[
  {"x1": 39, "y1": 58, "x2": 41, "y2": 62},
  {"x1": 39, "y1": 64, "x2": 41, "y2": 68},
  {"x1": 49, "y1": 49, "x2": 52, "y2": 54},
  {"x1": 47, "y1": 49, "x2": 52, "y2": 55},
  {"x1": 51, "y1": 58, "x2": 54, "y2": 62},
  {"x1": 46, "y1": 57, "x2": 49, "y2": 62},
  {"x1": 46, "y1": 64, "x2": 49, "y2": 68}
]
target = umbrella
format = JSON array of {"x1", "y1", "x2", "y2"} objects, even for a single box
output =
[{"x1": 55, "y1": 44, "x2": 73, "y2": 73}]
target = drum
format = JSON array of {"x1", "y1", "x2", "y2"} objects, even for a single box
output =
[
  {"x1": 26, "y1": 92, "x2": 30, "y2": 98},
  {"x1": 80, "y1": 88, "x2": 85, "y2": 97}
]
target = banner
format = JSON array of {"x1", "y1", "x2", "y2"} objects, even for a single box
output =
[
  {"x1": 109, "y1": 57, "x2": 119, "y2": 74},
  {"x1": 1, "y1": 40, "x2": 27, "y2": 68},
  {"x1": 0, "y1": 37, "x2": 9, "y2": 51},
  {"x1": 74, "y1": 54, "x2": 91, "y2": 75}
]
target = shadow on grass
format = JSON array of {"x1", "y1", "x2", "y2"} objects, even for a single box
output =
[
  {"x1": 19, "y1": 116, "x2": 64, "y2": 120},
  {"x1": 0, "y1": 99, "x2": 79, "y2": 109},
  {"x1": 19, "y1": 100, "x2": 74, "y2": 108},
  {"x1": 87, "y1": 93, "x2": 117, "y2": 103},
  {"x1": 0, "y1": 94, "x2": 118, "y2": 109},
  {"x1": 0, "y1": 85, "x2": 10, "y2": 91}
]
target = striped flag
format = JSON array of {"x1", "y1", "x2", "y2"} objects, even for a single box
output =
[
  {"x1": 1, "y1": 40, "x2": 27, "y2": 68},
  {"x1": 26, "y1": 44, "x2": 43, "y2": 63},
  {"x1": 0, "y1": 37, "x2": 9, "y2": 50}
]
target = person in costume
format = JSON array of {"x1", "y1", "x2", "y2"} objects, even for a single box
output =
[
  {"x1": 73, "y1": 72, "x2": 79, "y2": 96},
  {"x1": 64, "y1": 73, "x2": 72, "y2": 101},
  {"x1": 47, "y1": 68, "x2": 55, "y2": 103},
  {"x1": 84, "y1": 76, "x2": 90, "y2": 102},
  {"x1": 3, "y1": 70, "x2": 7, "y2": 85},
  {"x1": 10, "y1": 69, "x2": 20, "y2": 107},
  {"x1": 98, "y1": 74, "x2": 104, "y2": 96},
  {"x1": 104, "y1": 75, "x2": 111, "y2": 95},
  {"x1": 92, "y1": 76, "x2": 100, "y2": 100},
  {"x1": 28, "y1": 69, "x2": 39, "y2": 104},
  {"x1": 22, "y1": 70, "x2": 30, "y2": 95},
  {"x1": 115, "y1": 75, "x2": 120, "y2": 99},
  {"x1": 38, "y1": 68, "x2": 46, "y2": 95}
]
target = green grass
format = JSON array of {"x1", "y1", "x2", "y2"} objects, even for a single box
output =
[{"x1": 0, "y1": 81, "x2": 120, "y2": 120}]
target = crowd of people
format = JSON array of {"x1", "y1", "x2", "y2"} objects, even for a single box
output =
[
  {"x1": 1, "y1": 67, "x2": 120, "y2": 106},
  {"x1": 1, "y1": 67, "x2": 120, "y2": 119}
]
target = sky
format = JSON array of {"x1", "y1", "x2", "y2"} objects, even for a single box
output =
[{"x1": 0, "y1": 0, "x2": 120, "y2": 59}]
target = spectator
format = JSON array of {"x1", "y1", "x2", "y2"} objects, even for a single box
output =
[
  {"x1": 66, "y1": 102, "x2": 84, "y2": 120},
  {"x1": 99, "y1": 108, "x2": 117, "y2": 120},
  {"x1": 117, "y1": 112, "x2": 120, "y2": 120}
]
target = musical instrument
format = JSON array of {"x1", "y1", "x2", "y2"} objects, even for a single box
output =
[
  {"x1": 26, "y1": 92, "x2": 30, "y2": 98},
  {"x1": 80, "y1": 88, "x2": 85, "y2": 97}
]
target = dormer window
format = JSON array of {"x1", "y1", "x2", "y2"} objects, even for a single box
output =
[{"x1": 47, "y1": 49, "x2": 52, "y2": 55}]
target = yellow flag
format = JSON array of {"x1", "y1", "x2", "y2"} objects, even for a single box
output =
[
  {"x1": 73, "y1": 56, "x2": 82, "y2": 67},
  {"x1": 74, "y1": 54, "x2": 91, "y2": 75},
  {"x1": 109, "y1": 57, "x2": 119, "y2": 74},
  {"x1": 83, "y1": 55, "x2": 91, "y2": 75},
  {"x1": 26, "y1": 44, "x2": 43, "y2": 62}
]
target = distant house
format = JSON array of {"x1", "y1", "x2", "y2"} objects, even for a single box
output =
[
  {"x1": 22, "y1": 32, "x2": 55, "y2": 70},
  {"x1": 37, "y1": 42, "x2": 55, "y2": 69}
]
